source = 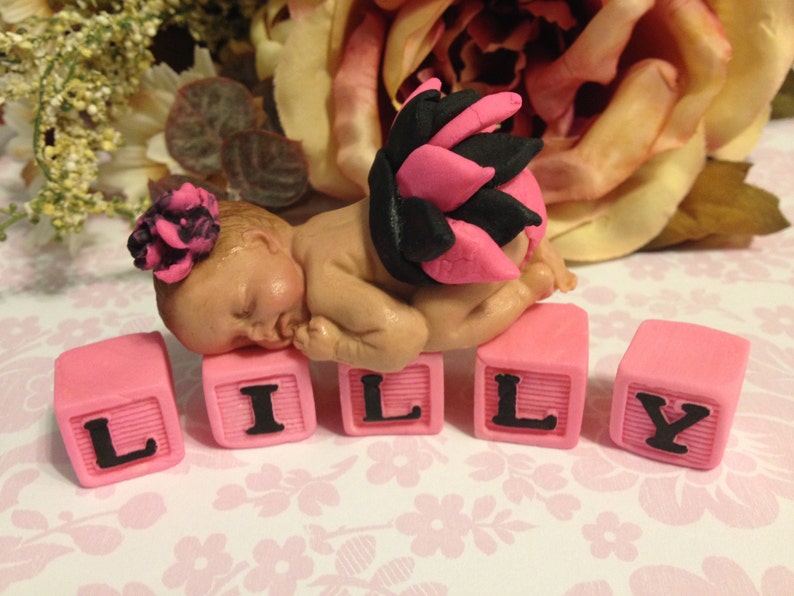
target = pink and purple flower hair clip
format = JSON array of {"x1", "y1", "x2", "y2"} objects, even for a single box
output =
[{"x1": 127, "y1": 182, "x2": 221, "y2": 283}]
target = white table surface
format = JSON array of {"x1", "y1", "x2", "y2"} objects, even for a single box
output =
[{"x1": 1, "y1": 118, "x2": 792, "y2": 595}]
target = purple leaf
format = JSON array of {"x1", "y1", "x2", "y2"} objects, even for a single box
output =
[
  {"x1": 221, "y1": 129, "x2": 308, "y2": 208},
  {"x1": 166, "y1": 77, "x2": 259, "y2": 174}
]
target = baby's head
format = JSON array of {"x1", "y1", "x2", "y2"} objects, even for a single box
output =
[{"x1": 129, "y1": 184, "x2": 307, "y2": 354}]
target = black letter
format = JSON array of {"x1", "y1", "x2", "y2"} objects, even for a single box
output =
[
  {"x1": 83, "y1": 418, "x2": 157, "y2": 469},
  {"x1": 361, "y1": 374, "x2": 422, "y2": 422},
  {"x1": 241, "y1": 384, "x2": 285, "y2": 435},
  {"x1": 492, "y1": 374, "x2": 557, "y2": 430},
  {"x1": 636, "y1": 392, "x2": 711, "y2": 454}
]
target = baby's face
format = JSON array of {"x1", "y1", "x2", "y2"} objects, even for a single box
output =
[{"x1": 163, "y1": 238, "x2": 308, "y2": 355}]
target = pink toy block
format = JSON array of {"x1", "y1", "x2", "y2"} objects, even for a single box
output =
[
  {"x1": 610, "y1": 320, "x2": 750, "y2": 470},
  {"x1": 474, "y1": 303, "x2": 589, "y2": 448},
  {"x1": 202, "y1": 347, "x2": 316, "y2": 448},
  {"x1": 54, "y1": 332, "x2": 184, "y2": 487},
  {"x1": 338, "y1": 353, "x2": 444, "y2": 436}
]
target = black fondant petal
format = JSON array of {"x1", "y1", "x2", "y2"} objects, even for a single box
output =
[
  {"x1": 383, "y1": 89, "x2": 441, "y2": 168},
  {"x1": 368, "y1": 150, "x2": 438, "y2": 285},
  {"x1": 431, "y1": 89, "x2": 481, "y2": 134},
  {"x1": 398, "y1": 197, "x2": 455, "y2": 262},
  {"x1": 449, "y1": 188, "x2": 542, "y2": 246},
  {"x1": 452, "y1": 135, "x2": 544, "y2": 187}
]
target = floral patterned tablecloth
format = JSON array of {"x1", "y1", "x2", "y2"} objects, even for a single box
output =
[{"x1": 1, "y1": 119, "x2": 792, "y2": 595}]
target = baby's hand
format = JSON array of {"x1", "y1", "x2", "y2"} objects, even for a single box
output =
[{"x1": 293, "y1": 316, "x2": 341, "y2": 362}]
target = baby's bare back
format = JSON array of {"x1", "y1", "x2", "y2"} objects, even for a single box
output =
[{"x1": 294, "y1": 200, "x2": 417, "y2": 303}]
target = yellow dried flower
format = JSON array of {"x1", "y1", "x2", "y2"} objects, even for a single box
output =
[{"x1": 1, "y1": 0, "x2": 272, "y2": 241}]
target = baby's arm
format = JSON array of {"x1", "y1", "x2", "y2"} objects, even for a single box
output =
[{"x1": 293, "y1": 274, "x2": 429, "y2": 373}]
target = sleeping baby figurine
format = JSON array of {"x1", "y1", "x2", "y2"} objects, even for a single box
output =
[{"x1": 128, "y1": 78, "x2": 577, "y2": 373}]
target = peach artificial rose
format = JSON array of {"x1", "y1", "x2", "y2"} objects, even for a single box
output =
[{"x1": 272, "y1": 0, "x2": 794, "y2": 261}]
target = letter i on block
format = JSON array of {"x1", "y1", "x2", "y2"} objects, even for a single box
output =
[
  {"x1": 338, "y1": 353, "x2": 445, "y2": 436},
  {"x1": 474, "y1": 303, "x2": 589, "y2": 448},
  {"x1": 201, "y1": 347, "x2": 316, "y2": 448},
  {"x1": 54, "y1": 332, "x2": 184, "y2": 487},
  {"x1": 610, "y1": 320, "x2": 750, "y2": 470}
]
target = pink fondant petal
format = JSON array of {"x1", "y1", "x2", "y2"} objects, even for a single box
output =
[
  {"x1": 402, "y1": 77, "x2": 443, "y2": 106},
  {"x1": 421, "y1": 219, "x2": 519, "y2": 284},
  {"x1": 185, "y1": 235, "x2": 216, "y2": 254},
  {"x1": 429, "y1": 92, "x2": 522, "y2": 149},
  {"x1": 154, "y1": 218, "x2": 188, "y2": 250},
  {"x1": 168, "y1": 183, "x2": 203, "y2": 211},
  {"x1": 168, "y1": 183, "x2": 219, "y2": 219},
  {"x1": 396, "y1": 145, "x2": 494, "y2": 211},
  {"x1": 155, "y1": 258, "x2": 193, "y2": 284},
  {"x1": 142, "y1": 241, "x2": 164, "y2": 270}
]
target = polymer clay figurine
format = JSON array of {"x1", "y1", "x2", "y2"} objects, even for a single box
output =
[{"x1": 128, "y1": 79, "x2": 576, "y2": 372}]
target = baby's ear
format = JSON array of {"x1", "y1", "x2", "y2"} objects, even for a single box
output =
[{"x1": 242, "y1": 228, "x2": 282, "y2": 254}]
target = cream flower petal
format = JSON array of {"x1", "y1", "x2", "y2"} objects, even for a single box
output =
[
  {"x1": 97, "y1": 145, "x2": 168, "y2": 201},
  {"x1": 382, "y1": 0, "x2": 455, "y2": 102},
  {"x1": 704, "y1": 0, "x2": 794, "y2": 155},
  {"x1": 118, "y1": 91, "x2": 174, "y2": 142},
  {"x1": 275, "y1": 0, "x2": 364, "y2": 198},
  {"x1": 548, "y1": 127, "x2": 707, "y2": 262},
  {"x1": 254, "y1": 38, "x2": 284, "y2": 81},
  {"x1": 332, "y1": 10, "x2": 386, "y2": 194},
  {"x1": 146, "y1": 132, "x2": 187, "y2": 176},
  {"x1": 708, "y1": 106, "x2": 770, "y2": 161},
  {"x1": 0, "y1": 0, "x2": 51, "y2": 23},
  {"x1": 531, "y1": 58, "x2": 679, "y2": 204},
  {"x1": 251, "y1": 1, "x2": 293, "y2": 80},
  {"x1": 525, "y1": 0, "x2": 653, "y2": 132},
  {"x1": 431, "y1": 0, "x2": 482, "y2": 91},
  {"x1": 644, "y1": 0, "x2": 731, "y2": 154}
]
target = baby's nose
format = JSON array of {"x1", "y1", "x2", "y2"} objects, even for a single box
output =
[{"x1": 248, "y1": 322, "x2": 278, "y2": 343}]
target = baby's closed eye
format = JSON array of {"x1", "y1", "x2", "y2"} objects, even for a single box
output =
[{"x1": 236, "y1": 300, "x2": 256, "y2": 319}]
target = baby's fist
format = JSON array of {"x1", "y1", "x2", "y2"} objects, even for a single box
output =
[{"x1": 293, "y1": 316, "x2": 340, "y2": 362}]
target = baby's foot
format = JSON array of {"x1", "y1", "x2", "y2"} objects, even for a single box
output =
[{"x1": 520, "y1": 261, "x2": 556, "y2": 302}]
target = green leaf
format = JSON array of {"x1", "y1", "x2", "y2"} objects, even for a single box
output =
[
  {"x1": 645, "y1": 159, "x2": 790, "y2": 251},
  {"x1": 221, "y1": 130, "x2": 308, "y2": 209},
  {"x1": 165, "y1": 77, "x2": 259, "y2": 175}
]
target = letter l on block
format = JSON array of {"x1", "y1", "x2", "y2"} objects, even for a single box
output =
[{"x1": 54, "y1": 332, "x2": 184, "y2": 487}]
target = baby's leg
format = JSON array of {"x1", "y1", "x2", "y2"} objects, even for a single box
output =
[
  {"x1": 525, "y1": 238, "x2": 578, "y2": 292},
  {"x1": 415, "y1": 239, "x2": 576, "y2": 352},
  {"x1": 414, "y1": 263, "x2": 554, "y2": 353}
]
